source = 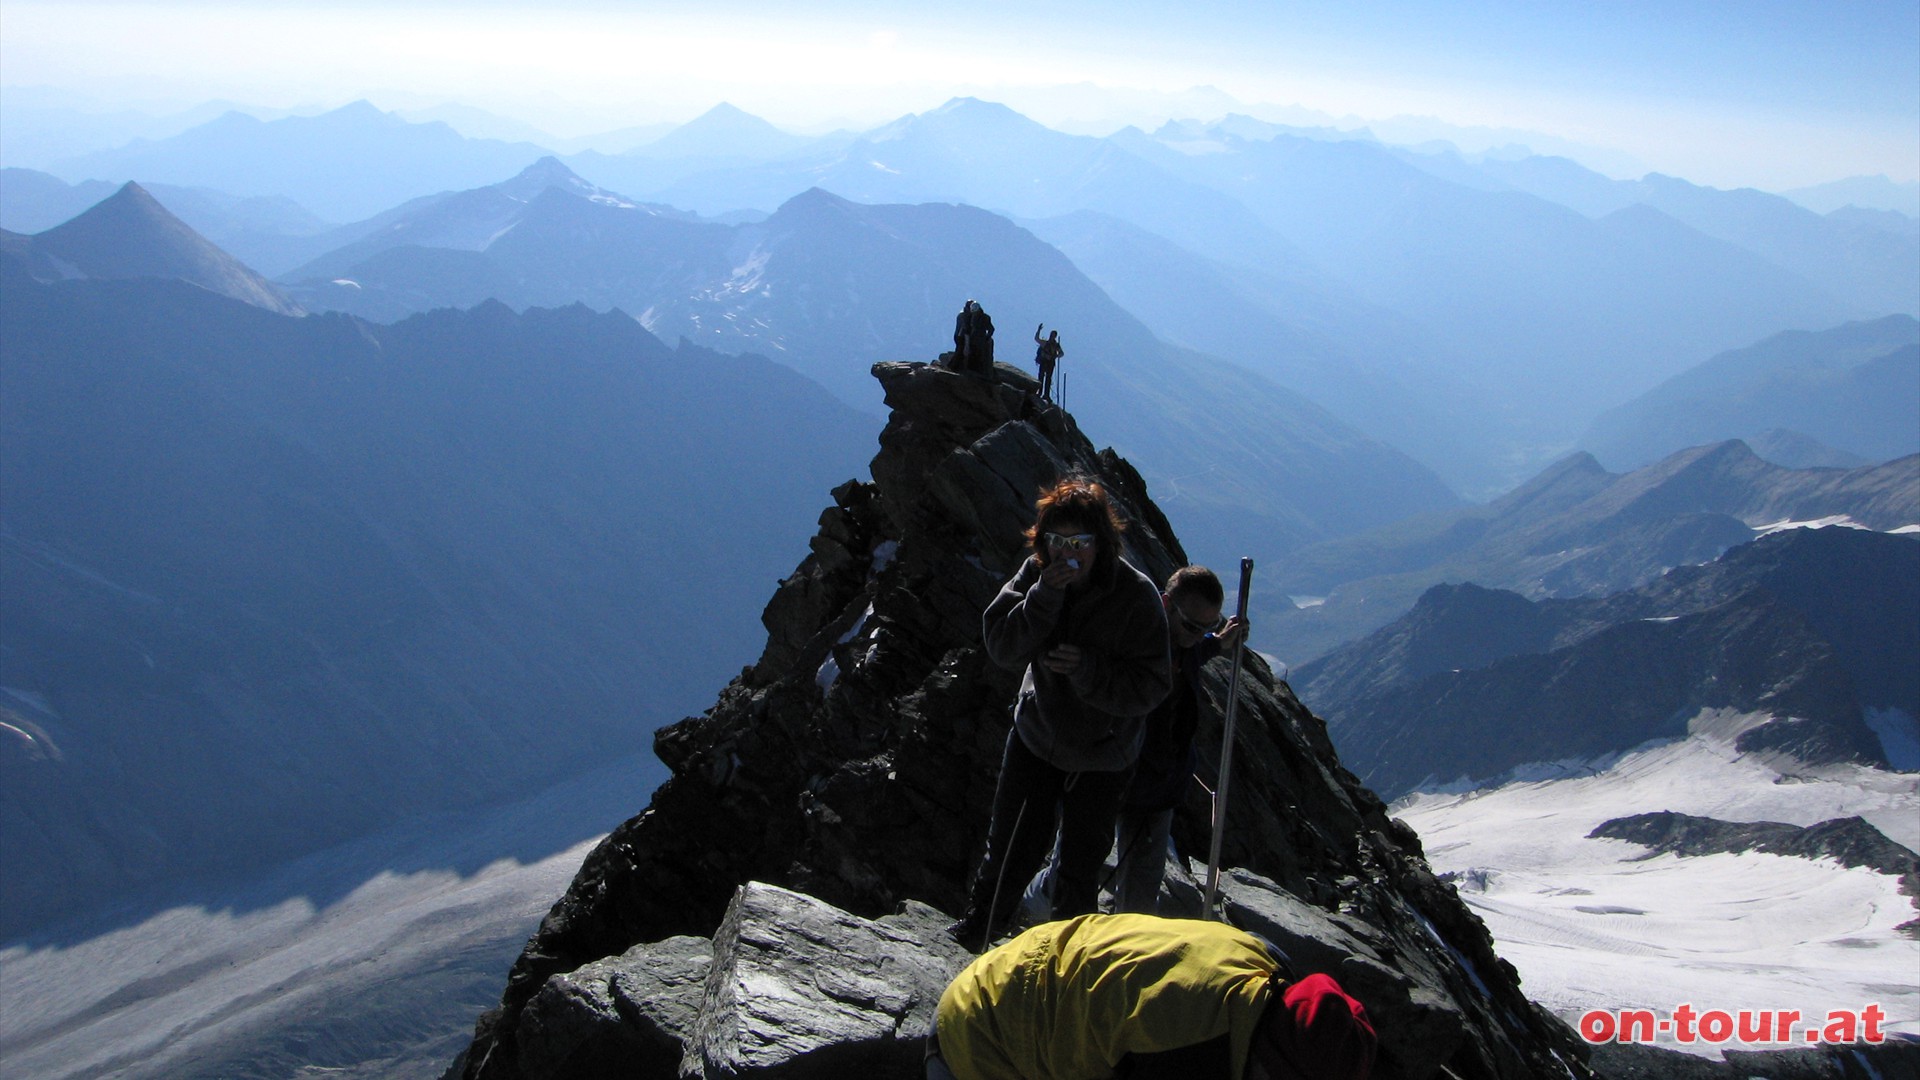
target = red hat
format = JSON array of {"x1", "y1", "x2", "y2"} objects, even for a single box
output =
[{"x1": 1249, "y1": 973, "x2": 1378, "y2": 1080}]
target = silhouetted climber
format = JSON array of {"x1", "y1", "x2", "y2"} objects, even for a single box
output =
[
  {"x1": 1033, "y1": 324, "x2": 1063, "y2": 401},
  {"x1": 953, "y1": 299, "x2": 996, "y2": 374},
  {"x1": 947, "y1": 477, "x2": 1171, "y2": 950},
  {"x1": 953, "y1": 300, "x2": 974, "y2": 370},
  {"x1": 927, "y1": 913, "x2": 1378, "y2": 1080}
]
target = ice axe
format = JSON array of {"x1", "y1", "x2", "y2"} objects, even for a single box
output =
[{"x1": 1203, "y1": 557, "x2": 1254, "y2": 919}]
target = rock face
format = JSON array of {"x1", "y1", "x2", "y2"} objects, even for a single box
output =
[
  {"x1": 1590, "y1": 811, "x2": 1920, "y2": 934},
  {"x1": 455, "y1": 359, "x2": 1591, "y2": 1079},
  {"x1": 508, "y1": 884, "x2": 971, "y2": 1079}
]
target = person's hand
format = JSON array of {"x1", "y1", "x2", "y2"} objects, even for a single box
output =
[
  {"x1": 1040, "y1": 556, "x2": 1084, "y2": 590},
  {"x1": 1217, "y1": 616, "x2": 1249, "y2": 652},
  {"x1": 1042, "y1": 643, "x2": 1083, "y2": 674}
]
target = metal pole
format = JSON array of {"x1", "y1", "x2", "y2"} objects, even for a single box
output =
[{"x1": 1203, "y1": 557, "x2": 1254, "y2": 919}]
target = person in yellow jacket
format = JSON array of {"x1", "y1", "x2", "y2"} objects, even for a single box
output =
[{"x1": 929, "y1": 914, "x2": 1376, "y2": 1080}]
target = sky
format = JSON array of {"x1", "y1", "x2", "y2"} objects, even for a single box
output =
[{"x1": 2, "y1": 0, "x2": 1916, "y2": 190}]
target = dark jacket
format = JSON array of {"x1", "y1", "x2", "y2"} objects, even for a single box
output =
[
  {"x1": 1125, "y1": 632, "x2": 1225, "y2": 811},
  {"x1": 983, "y1": 553, "x2": 1172, "y2": 772}
]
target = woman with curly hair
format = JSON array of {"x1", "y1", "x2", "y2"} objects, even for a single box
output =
[{"x1": 949, "y1": 475, "x2": 1172, "y2": 949}]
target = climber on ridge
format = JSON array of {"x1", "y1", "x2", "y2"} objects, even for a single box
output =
[
  {"x1": 927, "y1": 913, "x2": 1378, "y2": 1080},
  {"x1": 947, "y1": 476, "x2": 1172, "y2": 950},
  {"x1": 1032, "y1": 323, "x2": 1063, "y2": 401},
  {"x1": 952, "y1": 299, "x2": 996, "y2": 374}
]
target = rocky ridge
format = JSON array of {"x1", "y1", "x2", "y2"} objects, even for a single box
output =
[
  {"x1": 1297, "y1": 525, "x2": 1918, "y2": 798},
  {"x1": 454, "y1": 359, "x2": 1591, "y2": 1079},
  {"x1": 1264, "y1": 441, "x2": 1920, "y2": 666},
  {"x1": 1590, "y1": 811, "x2": 1920, "y2": 935}
]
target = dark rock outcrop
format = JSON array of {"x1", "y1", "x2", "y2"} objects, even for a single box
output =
[
  {"x1": 1590, "y1": 811, "x2": 1920, "y2": 934},
  {"x1": 513, "y1": 936, "x2": 712, "y2": 1077},
  {"x1": 507, "y1": 883, "x2": 969, "y2": 1080},
  {"x1": 688, "y1": 885, "x2": 968, "y2": 1079},
  {"x1": 455, "y1": 359, "x2": 1592, "y2": 1079}
]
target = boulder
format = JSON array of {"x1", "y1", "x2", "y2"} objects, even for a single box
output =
[
  {"x1": 513, "y1": 936, "x2": 712, "y2": 1079},
  {"x1": 687, "y1": 883, "x2": 971, "y2": 1079}
]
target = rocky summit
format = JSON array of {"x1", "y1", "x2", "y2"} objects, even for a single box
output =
[{"x1": 452, "y1": 358, "x2": 1593, "y2": 1079}]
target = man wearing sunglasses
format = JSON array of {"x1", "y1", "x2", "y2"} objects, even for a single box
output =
[
  {"x1": 950, "y1": 476, "x2": 1173, "y2": 950},
  {"x1": 1115, "y1": 565, "x2": 1248, "y2": 913}
]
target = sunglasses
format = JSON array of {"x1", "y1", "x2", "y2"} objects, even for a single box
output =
[
  {"x1": 1044, "y1": 531, "x2": 1096, "y2": 552},
  {"x1": 1173, "y1": 607, "x2": 1226, "y2": 636}
]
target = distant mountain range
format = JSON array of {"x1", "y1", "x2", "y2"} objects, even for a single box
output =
[
  {"x1": 1404, "y1": 152, "x2": 1920, "y2": 319},
  {"x1": 1580, "y1": 315, "x2": 1920, "y2": 470},
  {"x1": 3, "y1": 166, "x2": 363, "y2": 277},
  {"x1": 48, "y1": 101, "x2": 554, "y2": 222},
  {"x1": 0, "y1": 269, "x2": 873, "y2": 939},
  {"x1": 281, "y1": 156, "x2": 690, "y2": 283},
  {"x1": 0, "y1": 181, "x2": 302, "y2": 315},
  {"x1": 1022, "y1": 208, "x2": 1492, "y2": 494},
  {"x1": 274, "y1": 167, "x2": 1465, "y2": 562},
  {"x1": 23, "y1": 98, "x2": 1917, "y2": 491},
  {"x1": 1261, "y1": 439, "x2": 1920, "y2": 665},
  {"x1": 1297, "y1": 524, "x2": 1919, "y2": 798},
  {"x1": 1114, "y1": 125, "x2": 1872, "y2": 430},
  {"x1": 1782, "y1": 174, "x2": 1920, "y2": 217}
]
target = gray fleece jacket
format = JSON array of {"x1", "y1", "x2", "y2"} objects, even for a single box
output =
[{"x1": 982, "y1": 553, "x2": 1173, "y2": 772}]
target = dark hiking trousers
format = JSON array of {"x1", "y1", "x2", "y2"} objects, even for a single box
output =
[{"x1": 965, "y1": 728, "x2": 1132, "y2": 938}]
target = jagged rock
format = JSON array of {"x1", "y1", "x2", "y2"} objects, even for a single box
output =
[
  {"x1": 687, "y1": 883, "x2": 971, "y2": 1079},
  {"x1": 1733, "y1": 715, "x2": 1886, "y2": 766},
  {"x1": 1220, "y1": 869, "x2": 1473, "y2": 1073},
  {"x1": 1589, "y1": 811, "x2": 1917, "y2": 877},
  {"x1": 456, "y1": 360, "x2": 1594, "y2": 1079},
  {"x1": 512, "y1": 936, "x2": 712, "y2": 1079},
  {"x1": 1590, "y1": 811, "x2": 1920, "y2": 933}
]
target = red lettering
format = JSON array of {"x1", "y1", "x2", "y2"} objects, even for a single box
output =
[
  {"x1": 1672, "y1": 1003, "x2": 1698, "y2": 1043},
  {"x1": 1586, "y1": 1004, "x2": 1880, "y2": 1046},
  {"x1": 1863, "y1": 1004, "x2": 1886, "y2": 1042}
]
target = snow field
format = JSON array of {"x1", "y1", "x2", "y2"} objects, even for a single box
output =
[
  {"x1": 1396, "y1": 725, "x2": 1920, "y2": 1056},
  {"x1": 0, "y1": 754, "x2": 658, "y2": 1079}
]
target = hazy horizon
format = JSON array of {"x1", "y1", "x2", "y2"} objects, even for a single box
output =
[{"x1": 3, "y1": 0, "x2": 1916, "y2": 193}]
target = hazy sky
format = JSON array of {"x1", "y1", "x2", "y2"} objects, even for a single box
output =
[{"x1": 3, "y1": 0, "x2": 1916, "y2": 190}]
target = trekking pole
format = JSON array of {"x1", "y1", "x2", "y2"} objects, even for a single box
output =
[{"x1": 1203, "y1": 557, "x2": 1254, "y2": 919}]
